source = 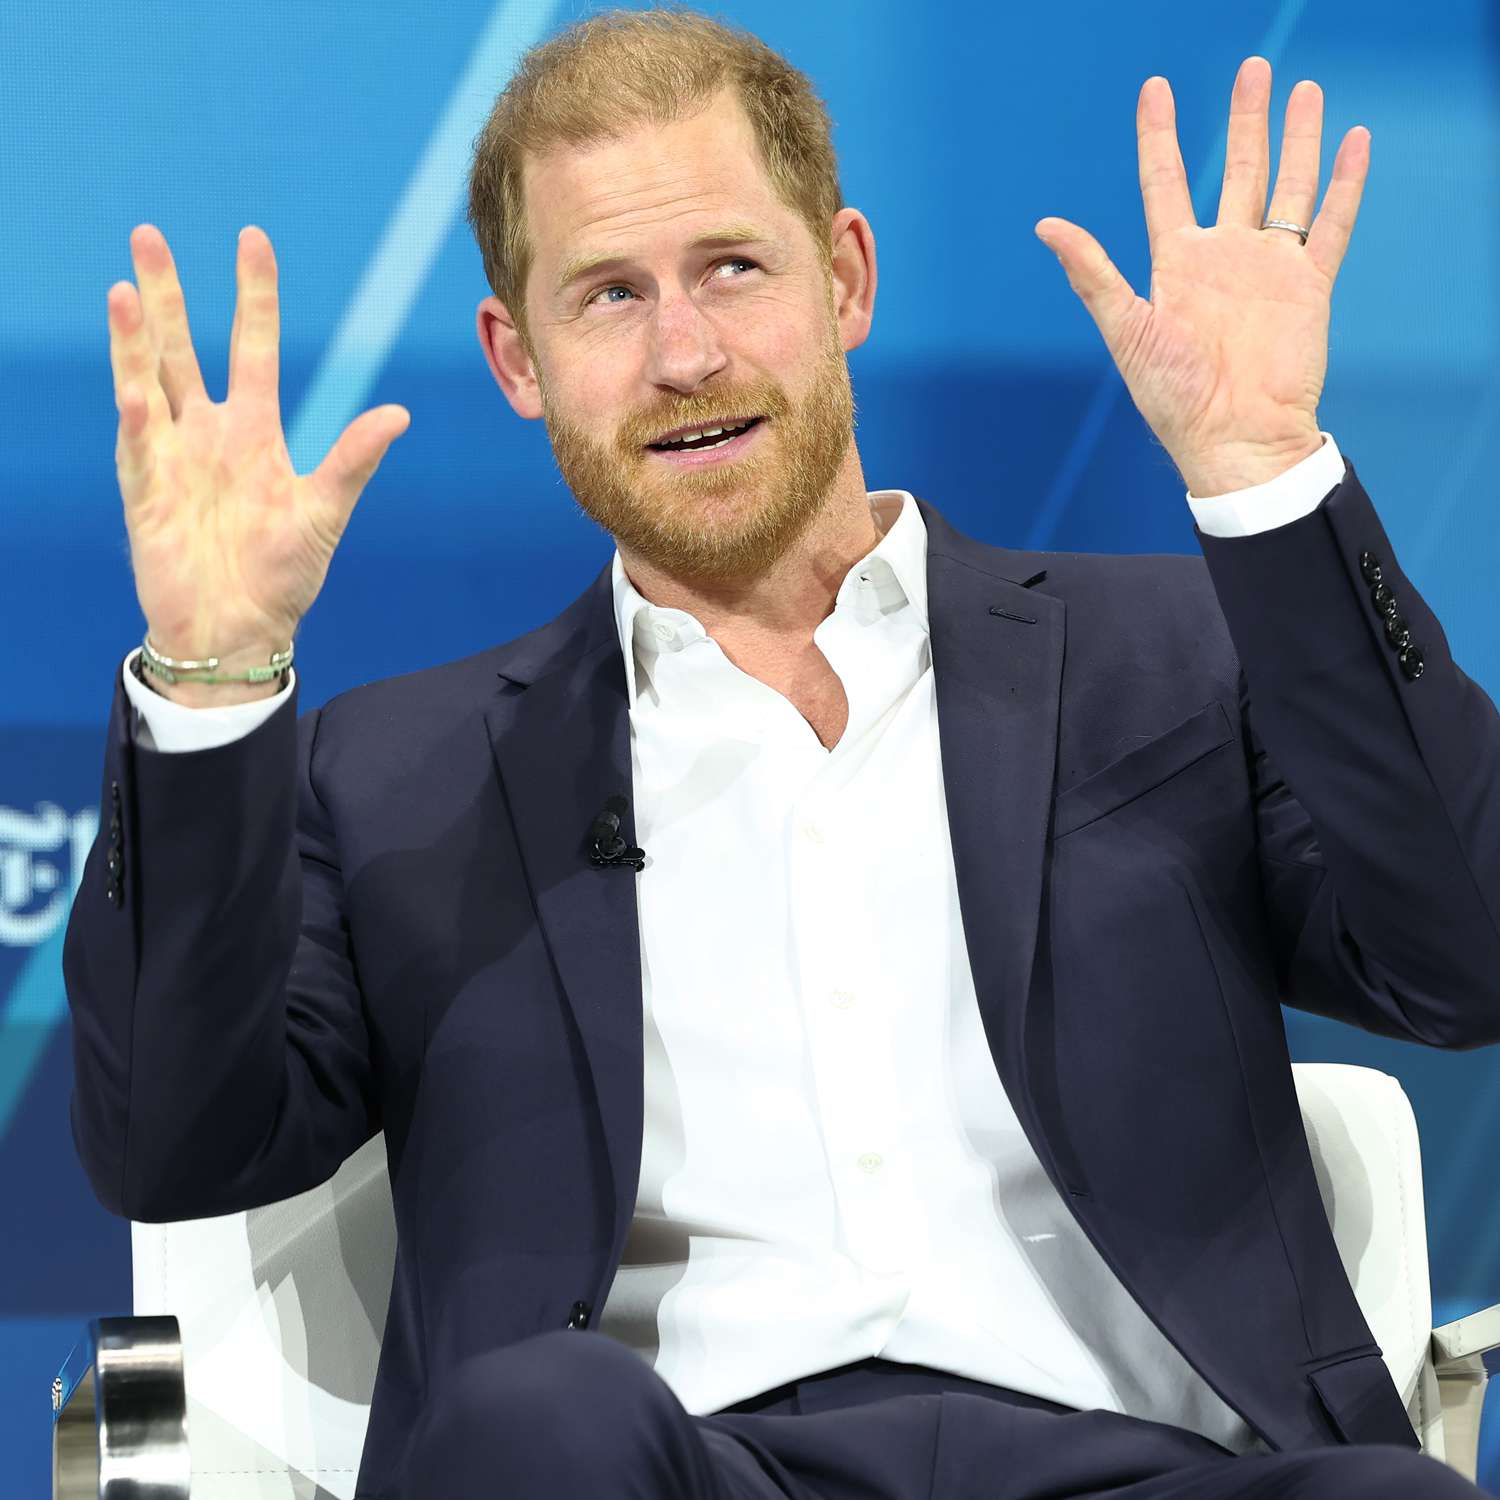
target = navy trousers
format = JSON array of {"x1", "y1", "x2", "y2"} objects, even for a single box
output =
[{"x1": 406, "y1": 1329, "x2": 1482, "y2": 1498}]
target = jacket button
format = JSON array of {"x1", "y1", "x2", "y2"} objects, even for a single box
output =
[
  {"x1": 1359, "y1": 551, "x2": 1383, "y2": 584},
  {"x1": 1384, "y1": 613, "x2": 1412, "y2": 651},
  {"x1": 106, "y1": 849, "x2": 123, "y2": 878},
  {"x1": 106, "y1": 880, "x2": 121, "y2": 907},
  {"x1": 1370, "y1": 582, "x2": 1397, "y2": 615},
  {"x1": 566, "y1": 1300, "x2": 592, "y2": 1330},
  {"x1": 1399, "y1": 644, "x2": 1425, "y2": 680}
]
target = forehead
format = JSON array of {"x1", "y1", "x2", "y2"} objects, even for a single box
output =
[{"x1": 521, "y1": 90, "x2": 796, "y2": 276}]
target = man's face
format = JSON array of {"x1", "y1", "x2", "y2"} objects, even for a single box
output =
[{"x1": 507, "y1": 90, "x2": 858, "y2": 584}]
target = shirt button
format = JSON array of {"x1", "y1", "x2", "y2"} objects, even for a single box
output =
[
  {"x1": 830, "y1": 989, "x2": 855, "y2": 1010},
  {"x1": 651, "y1": 621, "x2": 675, "y2": 643},
  {"x1": 857, "y1": 1152, "x2": 884, "y2": 1174}
]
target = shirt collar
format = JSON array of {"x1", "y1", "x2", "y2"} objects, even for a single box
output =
[{"x1": 609, "y1": 490, "x2": 928, "y2": 709}]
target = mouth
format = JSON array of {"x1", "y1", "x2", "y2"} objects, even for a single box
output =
[{"x1": 644, "y1": 415, "x2": 767, "y2": 467}]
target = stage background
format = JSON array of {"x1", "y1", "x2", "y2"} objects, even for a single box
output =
[{"x1": 5, "y1": 1, "x2": 1498, "y2": 1491}]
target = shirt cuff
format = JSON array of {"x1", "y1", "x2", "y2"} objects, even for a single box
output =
[
  {"x1": 1186, "y1": 432, "x2": 1346, "y2": 538},
  {"x1": 121, "y1": 647, "x2": 295, "y2": 753}
]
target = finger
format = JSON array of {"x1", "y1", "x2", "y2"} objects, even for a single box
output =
[
  {"x1": 1304, "y1": 126, "x2": 1371, "y2": 281},
  {"x1": 107, "y1": 280, "x2": 171, "y2": 446},
  {"x1": 114, "y1": 381, "x2": 158, "y2": 511},
  {"x1": 1035, "y1": 218, "x2": 1139, "y2": 351},
  {"x1": 130, "y1": 224, "x2": 208, "y2": 417},
  {"x1": 1216, "y1": 56, "x2": 1272, "y2": 228},
  {"x1": 308, "y1": 404, "x2": 411, "y2": 523},
  {"x1": 227, "y1": 225, "x2": 281, "y2": 407},
  {"x1": 1137, "y1": 76, "x2": 1196, "y2": 246},
  {"x1": 1265, "y1": 80, "x2": 1324, "y2": 235}
]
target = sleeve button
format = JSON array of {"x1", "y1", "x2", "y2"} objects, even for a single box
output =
[
  {"x1": 1371, "y1": 582, "x2": 1397, "y2": 614},
  {"x1": 1359, "y1": 551, "x2": 1383, "y2": 584},
  {"x1": 566, "y1": 1300, "x2": 592, "y2": 1330},
  {"x1": 1399, "y1": 644, "x2": 1426, "y2": 681},
  {"x1": 1384, "y1": 614, "x2": 1412, "y2": 650}
]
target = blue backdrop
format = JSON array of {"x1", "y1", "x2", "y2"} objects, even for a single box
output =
[{"x1": 6, "y1": 1, "x2": 1499, "y2": 1492}]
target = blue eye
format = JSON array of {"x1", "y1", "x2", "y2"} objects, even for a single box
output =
[
  {"x1": 588, "y1": 284, "x2": 635, "y2": 307},
  {"x1": 584, "y1": 258, "x2": 759, "y2": 309}
]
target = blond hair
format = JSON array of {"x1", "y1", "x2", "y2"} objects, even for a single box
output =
[{"x1": 466, "y1": 7, "x2": 843, "y2": 340}]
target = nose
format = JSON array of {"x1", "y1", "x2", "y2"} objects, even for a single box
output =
[{"x1": 642, "y1": 287, "x2": 728, "y2": 394}]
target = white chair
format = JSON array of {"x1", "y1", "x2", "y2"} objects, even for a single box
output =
[{"x1": 52, "y1": 1063, "x2": 1500, "y2": 1497}]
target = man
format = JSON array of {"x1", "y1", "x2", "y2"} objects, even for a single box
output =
[{"x1": 66, "y1": 8, "x2": 1500, "y2": 1498}]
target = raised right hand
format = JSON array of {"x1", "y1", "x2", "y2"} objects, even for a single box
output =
[{"x1": 109, "y1": 224, "x2": 410, "y2": 701}]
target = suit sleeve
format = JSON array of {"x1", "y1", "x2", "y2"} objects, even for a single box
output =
[
  {"x1": 121, "y1": 646, "x2": 294, "y2": 753},
  {"x1": 1197, "y1": 460, "x2": 1500, "y2": 1048},
  {"x1": 61, "y1": 661, "x2": 378, "y2": 1220}
]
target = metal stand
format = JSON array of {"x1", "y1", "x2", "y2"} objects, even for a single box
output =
[{"x1": 52, "y1": 1316, "x2": 189, "y2": 1499}]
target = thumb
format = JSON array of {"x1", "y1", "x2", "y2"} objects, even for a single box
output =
[
  {"x1": 312, "y1": 404, "x2": 411, "y2": 512},
  {"x1": 1035, "y1": 217, "x2": 1138, "y2": 348}
]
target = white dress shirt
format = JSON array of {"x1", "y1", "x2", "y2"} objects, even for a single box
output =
[{"x1": 121, "y1": 435, "x2": 1348, "y2": 1451}]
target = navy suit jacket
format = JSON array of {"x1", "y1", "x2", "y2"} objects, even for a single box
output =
[{"x1": 63, "y1": 465, "x2": 1500, "y2": 1498}]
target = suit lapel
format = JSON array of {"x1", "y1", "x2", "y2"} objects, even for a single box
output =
[
  {"x1": 922, "y1": 504, "x2": 1066, "y2": 1150},
  {"x1": 483, "y1": 574, "x2": 644, "y2": 1273},
  {"x1": 480, "y1": 507, "x2": 1066, "y2": 1270}
]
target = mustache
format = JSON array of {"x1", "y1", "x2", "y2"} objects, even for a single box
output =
[{"x1": 613, "y1": 385, "x2": 791, "y2": 451}]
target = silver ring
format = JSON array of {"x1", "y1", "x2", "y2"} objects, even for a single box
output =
[{"x1": 1261, "y1": 218, "x2": 1310, "y2": 245}]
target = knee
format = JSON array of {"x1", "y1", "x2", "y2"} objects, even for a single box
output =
[
  {"x1": 514, "y1": 1328, "x2": 668, "y2": 1425},
  {"x1": 414, "y1": 1330, "x2": 683, "y2": 1489},
  {"x1": 1296, "y1": 1444, "x2": 1478, "y2": 1497},
  {"x1": 434, "y1": 1329, "x2": 664, "y2": 1439}
]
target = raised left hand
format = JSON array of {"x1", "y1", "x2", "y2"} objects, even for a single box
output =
[{"x1": 1036, "y1": 57, "x2": 1371, "y2": 496}]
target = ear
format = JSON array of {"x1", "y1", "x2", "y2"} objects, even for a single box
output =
[
  {"x1": 476, "y1": 295, "x2": 543, "y2": 419},
  {"x1": 828, "y1": 207, "x2": 877, "y2": 354}
]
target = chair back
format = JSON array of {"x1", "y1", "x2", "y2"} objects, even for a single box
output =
[
  {"x1": 1291, "y1": 1062, "x2": 1443, "y2": 1456},
  {"x1": 132, "y1": 1131, "x2": 394, "y2": 1498}
]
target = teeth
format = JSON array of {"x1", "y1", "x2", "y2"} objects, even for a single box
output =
[{"x1": 658, "y1": 420, "x2": 750, "y2": 447}]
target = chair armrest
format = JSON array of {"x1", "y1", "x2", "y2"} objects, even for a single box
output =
[
  {"x1": 1432, "y1": 1304, "x2": 1500, "y2": 1373},
  {"x1": 52, "y1": 1316, "x2": 189, "y2": 1499}
]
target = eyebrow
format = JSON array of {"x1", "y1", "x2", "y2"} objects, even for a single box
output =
[{"x1": 552, "y1": 225, "x2": 774, "y2": 298}]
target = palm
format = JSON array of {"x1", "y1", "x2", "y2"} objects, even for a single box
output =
[
  {"x1": 109, "y1": 224, "x2": 409, "y2": 659},
  {"x1": 129, "y1": 389, "x2": 316, "y2": 651},
  {"x1": 1038, "y1": 58, "x2": 1371, "y2": 495},
  {"x1": 1121, "y1": 222, "x2": 1331, "y2": 459}
]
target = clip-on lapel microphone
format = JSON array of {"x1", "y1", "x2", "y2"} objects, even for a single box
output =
[{"x1": 589, "y1": 794, "x2": 646, "y2": 870}]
